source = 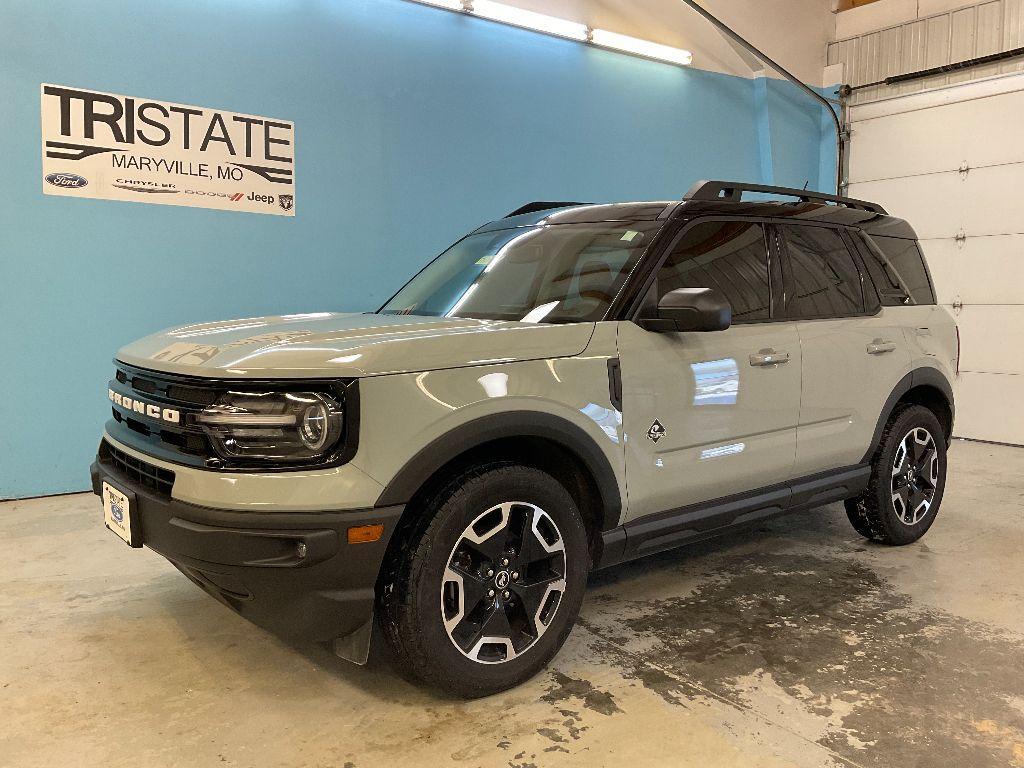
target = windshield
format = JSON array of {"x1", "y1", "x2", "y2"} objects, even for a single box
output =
[{"x1": 378, "y1": 222, "x2": 659, "y2": 323}]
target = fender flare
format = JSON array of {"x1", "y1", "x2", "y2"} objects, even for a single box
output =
[
  {"x1": 375, "y1": 411, "x2": 622, "y2": 530},
  {"x1": 862, "y1": 367, "x2": 955, "y2": 462}
]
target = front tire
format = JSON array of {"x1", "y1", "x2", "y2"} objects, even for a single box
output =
[
  {"x1": 379, "y1": 464, "x2": 589, "y2": 698},
  {"x1": 845, "y1": 404, "x2": 947, "y2": 545}
]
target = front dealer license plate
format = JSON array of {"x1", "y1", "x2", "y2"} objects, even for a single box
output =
[{"x1": 103, "y1": 481, "x2": 140, "y2": 547}]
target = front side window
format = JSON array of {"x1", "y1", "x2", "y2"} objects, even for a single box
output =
[
  {"x1": 379, "y1": 222, "x2": 658, "y2": 323},
  {"x1": 656, "y1": 221, "x2": 772, "y2": 323},
  {"x1": 782, "y1": 226, "x2": 864, "y2": 319}
]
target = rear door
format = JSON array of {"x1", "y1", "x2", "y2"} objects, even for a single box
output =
[
  {"x1": 618, "y1": 219, "x2": 801, "y2": 522},
  {"x1": 776, "y1": 224, "x2": 912, "y2": 476}
]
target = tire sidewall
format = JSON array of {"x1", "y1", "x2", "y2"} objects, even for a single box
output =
[{"x1": 406, "y1": 466, "x2": 588, "y2": 696}]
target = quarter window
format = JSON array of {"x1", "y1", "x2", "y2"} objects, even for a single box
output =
[
  {"x1": 657, "y1": 221, "x2": 772, "y2": 323},
  {"x1": 782, "y1": 226, "x2": 864, "y2": 319},
  {"x1": 863, "y1": 235, "x2": 936, "y2": 306}
]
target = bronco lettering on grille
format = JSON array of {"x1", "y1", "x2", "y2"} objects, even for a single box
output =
[{"x1": 108, "y1": 389, "x2": 181, "y2": 424}]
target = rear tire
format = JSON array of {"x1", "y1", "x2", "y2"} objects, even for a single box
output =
[
  {"x1": 845, "y1": 404, "x2": 947, "y2": 545},
  {"x1": 379, "y1": 463, "x2": 588, "y2": 698}
]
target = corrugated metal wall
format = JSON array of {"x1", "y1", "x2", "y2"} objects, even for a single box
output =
[{"x1": 828, "y1": 0, "x2": 1024, "y2": 103}]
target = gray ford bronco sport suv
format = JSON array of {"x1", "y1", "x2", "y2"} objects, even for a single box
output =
[{"x1": 92, "y1": 180, "x2": 957, "y2": 697}]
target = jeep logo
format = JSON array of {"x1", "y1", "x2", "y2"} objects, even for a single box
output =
[
  {"x1": 247, "y1": 192, "x2": 275, "y2": 205},
  {"x1": 45, "y1": 172, "x2": 88, "y2": 188},
  {"x1": 108, "y1": 389, "x2": 180, "y2": 424}
]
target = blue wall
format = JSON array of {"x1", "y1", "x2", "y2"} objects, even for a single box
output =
[
  {"x1": 0, "y1": 0, "x2": 835, "y2": 498},
  {"x1": 756, "y1": 78, "x2": 838, "y2": 191}
]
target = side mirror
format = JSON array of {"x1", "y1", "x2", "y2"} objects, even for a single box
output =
[{"x1": 638, "y1": 288, "x2": 732, "y2": 333}]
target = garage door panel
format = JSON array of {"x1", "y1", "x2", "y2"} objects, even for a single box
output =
[
  {"x1": 962, "y1": 89, "x2": 1024, "y2": 169},
  {"x1": 920, "y1": 235, "x2": 1024, "y2": 305},
  {"x1": 952, "y1": 235, "x2": 1024, "y2": 304},
  {"x1": 918, "y1": 239, "x2": 957, "y2": 304},
  {"x1": 848, "y1": 174, "x2": 963, "y2": 239},
  {"x1": 848, "y1": 89, "x2": 1024, "y2": 184},
  {"x1": 962, "y1": 163, "x2": 1024, "y2": 236},
  {"x1": 847, "y1": 109, "x2": 965, "y2": 183},
  {"x1": 955, "y1": 305, "x2": 1024, "y2": 375},
  {"x1": 954, "y1": 372, "x2": 1024, "y2": 443}
]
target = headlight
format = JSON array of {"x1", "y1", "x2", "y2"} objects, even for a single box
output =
[{"x1": 198, "y1": 391, "x2": 344, "y2": 463}]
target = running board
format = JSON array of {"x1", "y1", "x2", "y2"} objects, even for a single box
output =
[{"x1": 597, "y1": 464, "x2": 870, "y2": 569}]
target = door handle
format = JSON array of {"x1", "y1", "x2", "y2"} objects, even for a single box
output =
[
  {"x1": 749, "y1": 348, "x2": 790, "y2": 367},
  {"x1": 867, "y1": 339, "x2": 897, "y2": 355}
]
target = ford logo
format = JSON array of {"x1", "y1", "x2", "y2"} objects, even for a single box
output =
[
  {"x1": 111, "y1": 502, "x2": 124, "y2": 524},
  {"x1": 45, "y1": 172, "x2": 88, "y2": 189}
]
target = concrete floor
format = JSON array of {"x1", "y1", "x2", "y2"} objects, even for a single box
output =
[{"x1": 2, "y1": 440, "x2": 1023, "y2": 768}]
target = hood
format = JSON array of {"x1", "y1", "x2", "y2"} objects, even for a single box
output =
[{"x1": 116, "y1": 312, "x2": 596, "y2": 378}]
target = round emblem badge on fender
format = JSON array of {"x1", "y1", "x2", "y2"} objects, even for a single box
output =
[{"x1": 494, "y1": 570, "x2": 510, "y2": 589}]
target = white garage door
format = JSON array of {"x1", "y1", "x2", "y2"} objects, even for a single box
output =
[{"x1": 847, "y1": 74, "x2": 1024, "y2": 446}]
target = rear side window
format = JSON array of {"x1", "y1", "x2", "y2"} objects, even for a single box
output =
[
  {"x1": 657, "y1": 221, "x2": 771, "y2": 323},
  {"x1": 781, "y1": 225, "x2": 864, "y2": 319},
  {"x1": 863, "y1": 235, "x2": 936, "y2": 306}
]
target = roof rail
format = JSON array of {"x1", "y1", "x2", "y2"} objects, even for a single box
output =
[
  {"x1": 506, "y1": 201, "x2": 587, "y2": 218},
  {"x1": 683, "y1": 180, "x2": 887, "y2": 215}
]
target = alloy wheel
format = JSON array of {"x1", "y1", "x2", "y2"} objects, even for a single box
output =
[
  {"x1": 891, "y1": 427, "x2": 938, "y2": 526},
  {"x1": 441, "y1": 502, "x2": 566, "y2": 664}
]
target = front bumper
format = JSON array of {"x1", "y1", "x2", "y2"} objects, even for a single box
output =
[{"x1": 91, "y1": 445, "x2": 403, "y2": 645}]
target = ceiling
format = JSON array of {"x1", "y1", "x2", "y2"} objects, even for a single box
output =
[{"x1": 440, "y1": 0, "x2": 837, "y2": 84}]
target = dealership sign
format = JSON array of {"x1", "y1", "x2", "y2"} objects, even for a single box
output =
[{"x1": 40, "y1": 84, "x2": 295, "y2": 216}]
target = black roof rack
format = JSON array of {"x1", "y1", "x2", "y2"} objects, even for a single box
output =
[
  {"x1": 683, "y1": 180, "x2": 887, "y2": 215},
  {"x1": 506, "y1": 201, "x2": 587, "y2": 218}
]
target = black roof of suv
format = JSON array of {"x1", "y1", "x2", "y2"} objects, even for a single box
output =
[{"x1": 479, "y1": 180, "x2": 916, "y2": 240}]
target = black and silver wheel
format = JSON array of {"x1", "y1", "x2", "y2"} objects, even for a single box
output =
[
  {"x1": 846, "y1": 404, "x2": 947, "y2": 545},
  {"x1": 442, "y1": 502, "x2": 567, "y2": 664},
  {"x1": 380, "y1": 464, "x2": 588, "y2": 697},
  {"x1": 889, "y1": 427, "x2": 939, "y2": 525}
]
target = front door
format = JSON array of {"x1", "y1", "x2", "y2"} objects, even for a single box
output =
[{"x1": 618, "y1": 220, "x2": 801, "y2": 523}]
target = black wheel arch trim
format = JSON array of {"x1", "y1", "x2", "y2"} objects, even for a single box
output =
[
  {"x1": 374, "y1": 411, "x2": 623, "y2": 531},
  {"x1": 862, "y1": 367, "x2": 955, "y2": 463}
]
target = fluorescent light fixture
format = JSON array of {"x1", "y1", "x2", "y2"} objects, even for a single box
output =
[
  {"x1": 412, "y1": 0, "x2": 465, "y2": 10},
  {"x1": 470, "y1": 0, "x2": 588, "y2": 41},
  {"x1": 404, "y1": 0, "x2": 694, "y2": 68},
  {"x1": 590, "y1": 28, "x2": 693, "y2": 67}
]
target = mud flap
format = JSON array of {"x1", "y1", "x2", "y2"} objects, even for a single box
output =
[{"x1": 332, "y1": 614, "x2": 374, "y2": 665}]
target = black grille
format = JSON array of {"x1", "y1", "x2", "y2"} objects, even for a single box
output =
[
  {"x1": 100, "y1": 440, "x2": 175, "y2": 496},
  {"x1": 166, "y1": 383, "x2": 218, "y2": 406},
  {"x1": 131, "y1": 376, "x2": 158, "y2": 394},
  {"x1": 108, "y1": 364, "x2": 218, "y2": 466}
]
